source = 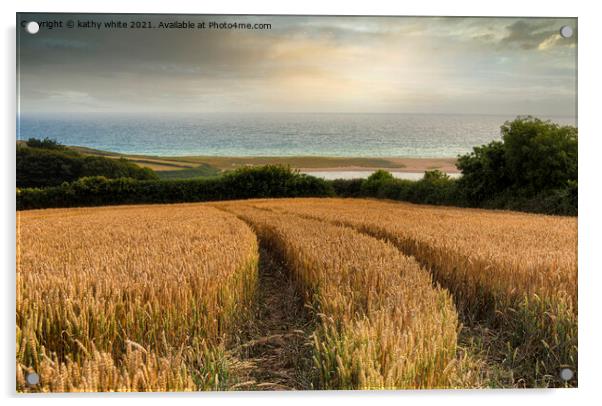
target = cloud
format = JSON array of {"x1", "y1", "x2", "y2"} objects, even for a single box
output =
[
  {"x1": 500, "y1": 19, "x2": 576, "y2": 50},
  {"x1": 17, "y1": 14, "x2": 577, "y2": 116},
  {"x1": 37, "y1": 38, "x2": 90, "y2": 50}
]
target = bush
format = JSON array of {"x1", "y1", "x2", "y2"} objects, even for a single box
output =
[
  {"x1": 332, "y1": 169, "x2": 460, "y2": 206},
  {"x1": 17, "y1": 166, "x2": 334, "y2": 210},
  {"x1": 330, "y1": 178, "x2": 364, "y2": 197},
  {"x1": 328, "y1": 163, "x2": 574, "y2": 216},
  {"x1": 25, "y1": 137, "x2": 66, "y2": 150},
  {"x1": 81, "y1": 156, "x2": 157, "y2": 180},
  {"x1": 457, "y1": 116, "x2": 577, "y2": 205},
  {"x1": 378, "y1": 178, "x2": 414, "y2": 200},
  {"x1": 221, "y1": 165, "x2": 333, "y2": 199},
  {"x1": 352, "y1": 169, "x2": 461, "y2": 206},
  {"x1": 360, "y1": 170, "x2": 395, "y2": 196},
  {"x1": 502, "y1": 117, "x2": 577, "y2": 193},
  {"x1": 482, "y1": 182, "x2": 577, "y2": 216},
  {"x1": 457, "y1": 140, "x2": 510, "y2": 205},
  {"x1": 406, "y1": 170, "x2": 460, "y2": 205},
  {"x1": 17, "y1": 146, "x2": 83, "y2": 188},
  {"x1": 17, "y1": 144, "x2": 158, "y2": 188}
]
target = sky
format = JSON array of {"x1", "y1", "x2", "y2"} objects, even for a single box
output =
[{"x1": 17, "y1": 14, "x2": 577, "y2": 116}]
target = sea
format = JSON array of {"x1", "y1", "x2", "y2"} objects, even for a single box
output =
[{"x1": 18, "y1": 113, "x2": 576, "y2": 158}]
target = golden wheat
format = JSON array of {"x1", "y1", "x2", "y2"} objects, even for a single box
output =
[
  {"x1": 16, "y1": 204, "x2": 259, "y2": 392},
  {"x1": 16, "y1": 198, "x2": 577, "y2": 390},
  {"x1": 248, "y1": 198, "x2": 577, "y2": 305},
  {"x1": 216, "y1": 202, "x2": 460, "y2": 389},
  {"x1": 245, "y1": 198, "x2": 578, "y2": 386}
]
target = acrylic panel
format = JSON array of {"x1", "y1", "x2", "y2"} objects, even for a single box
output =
[{"x1": 16, "y1": 13, "x2": 577, "y2": 392}]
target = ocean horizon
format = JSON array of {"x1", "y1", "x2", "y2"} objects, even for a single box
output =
[{"x1": 17, "y1": 112, "x2": 577, "y2": 158}]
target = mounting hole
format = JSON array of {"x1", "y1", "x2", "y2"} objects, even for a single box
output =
[
  {"x1": 26, "y1": 372, "x2": 40, "y2": 386},
  {"x1": 560, "y1": 25, "x2": 573, "y2": 39},
  {"x1": 559, "y1": 367, "x2": 574, "y2": 381},
  {"x1": 25, "y1": 21, "x2": 40, "y2": 35}
]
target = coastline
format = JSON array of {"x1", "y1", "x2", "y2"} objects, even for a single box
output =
[
  {"x1": 299, "y1": 158, "x2": 459, "y2": 174},
  {"x1": 67, "y1": 145, "x2": 459, "y2": 174}
]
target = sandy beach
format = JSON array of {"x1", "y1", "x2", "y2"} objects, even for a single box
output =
[
  {"x1": 299, "y1": 158, "x2": 459, "y2": 174},
  {"x1": 68, "y1": 146, "x2": 459, "y2": 174}
]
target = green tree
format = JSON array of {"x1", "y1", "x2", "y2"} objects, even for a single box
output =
[
  {"x1": 222, "y1": 165, "x2": 333, "y2": 199},
  {"x1": 17, "y1": 145, "x2": 83, "y2": 188},
  {"x1": 457, "y1": 116, "x2": 577, "y2": 205},
  {"x1": 360, "y1": 169, "x2": 395, "y2": 196},
  {"x1": 502, "y1": 116, "x2": 577, "y2": 193},
  {"x1": 25, "y1": 137, "x2": 66, "y2": 150},
  {"x1": 17, "y1": 143, "x2": 158, "y2": 188},
  {"x1": 457, "y1": 140, "x2": 510, "y2": 205},
  {"x1": 410, "y1": 170, "x2": 458, "y2": 205}
]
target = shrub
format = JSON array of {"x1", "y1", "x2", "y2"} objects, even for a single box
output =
[
  {"x1": 502, "y1": 117, "x2": 577, "y2": 193},
  {"x1": 16, "y1": 166, "x2": 334, "y2": 210},
  {"x1": 379, "y1": 178, "x2": 413, "y2": 200},
  {"x1": 360, "y1": 169, "x2": 395, "y2": 196},
  {"x1": 25, "y1": 137, "x2": 66, "y2": 150},
  {"x1": 346, "y1": 169, "x2": 462, "y2": 207},
  {"x1": 456, "y1": 140, "x2": 510, "y2": 205},
  {"x1": 17, "y1": 145, "x2": 83, "y2": 188},
  {"x1": 81, "y1": 156, "x2": 157, "y2": 180},
  {"x1": 221, "y1": 165, "x2": 334, "y2": 199},
  {"x1": 407, "y1": 170, "x2": 460, "y2": 205},
  {"x1": 17, "y1": 144, "x2": 158, "y2": 188},
  {"x1": 482, "y1": 183, "x2": 578, "y2": 216},
  {"x1": 330, "y1": 178, "x2": 364, "y2": 197},
  {"x1": 457, "y1": 116, "x2": 577, "y2": 204}
]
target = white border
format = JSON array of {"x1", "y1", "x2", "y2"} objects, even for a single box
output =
[{"x1": 2, "y1": 1, "x2": 600, "y2": 405}]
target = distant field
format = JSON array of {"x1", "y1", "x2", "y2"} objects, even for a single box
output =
[
  {"x1": 16, "y1": 198, "x2": 576, "y2": 391},
  {"x1": 67, "y1": 145, "x2": 458, "y2": 174}
]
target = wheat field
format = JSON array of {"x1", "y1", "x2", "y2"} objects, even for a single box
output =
[
  {"x1": 217, "y1": 203, "x2": 461, "y2": 389},
  {"x1": 17, "y1": 205, "x2": 259, "y2": 392},
  {"x1": 16, "y1": 198, "x2": 577, "y2": 391},
  {"x1": 243, "y1": 198, "x2": 578, "y2": 386}
]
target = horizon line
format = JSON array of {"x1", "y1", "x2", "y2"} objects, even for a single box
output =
[{"x1": 17, "y1": 111, "x2": 577, "y2": 118}]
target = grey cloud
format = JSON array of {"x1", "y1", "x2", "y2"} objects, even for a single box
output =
[
  {"x1": 17, "y1": 13, "x2": 577, "y2": 116},
  {"x1": 500, "y1": 19, "x2": 576, "y2": 50},
  {"x1": 37, "y1": 38, "x2": 90, "y2": 50}
]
